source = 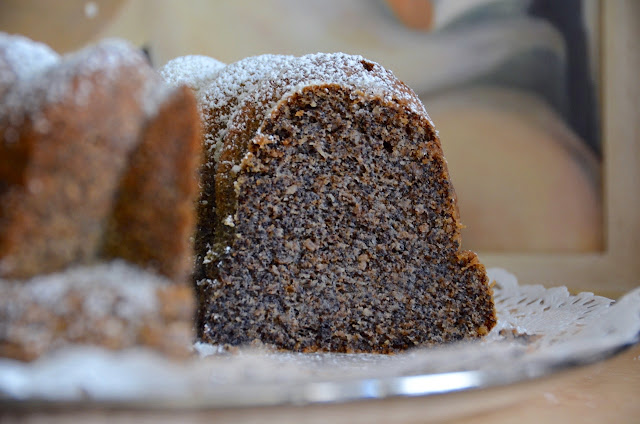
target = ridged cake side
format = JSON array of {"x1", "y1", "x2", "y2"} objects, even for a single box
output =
[
  {"x1": 0, "y1": 39, "x2": 157, "y2": 278},
  {"x1": 0, "y1": 36, "x2": 201, "y2": 282},
  {"x1": 0, "y1": 34, "x2": 201, "y2": 360}
]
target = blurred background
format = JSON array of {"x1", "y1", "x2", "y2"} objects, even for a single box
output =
[{"x1": 0, "y1": 0, "x2": 603, "y2": 254}]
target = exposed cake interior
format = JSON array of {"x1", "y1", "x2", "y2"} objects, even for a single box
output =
[{"x1": 198, "y1": 84, "x2": 495, "y2": 353}]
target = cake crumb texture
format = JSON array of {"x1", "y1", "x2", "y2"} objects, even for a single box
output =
[{"x1": 163, "y1": 53, "x2": 496, "y2": 353}]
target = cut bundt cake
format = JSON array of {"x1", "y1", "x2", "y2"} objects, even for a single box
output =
[
  {"x1": 163, "y1": 53, "x2": 496, "y2": 353},
  {"x1": 0, "y1": 33, "x2": 200, "y2": 359}
]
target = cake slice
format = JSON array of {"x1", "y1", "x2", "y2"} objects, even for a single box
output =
[{"x1": 163, "y1": 53, "x2": 496, "y2": 353}]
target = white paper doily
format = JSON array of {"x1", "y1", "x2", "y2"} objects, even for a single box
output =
[{"x1": 1, "y1": 268, "x2": 639, "y2": 407}]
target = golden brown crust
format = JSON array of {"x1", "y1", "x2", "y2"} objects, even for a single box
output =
[
  {"x1": 0, "y1": 40, "x2": 155, "y2": 279},
  {"x1": 102, "y1": 85, "x2": 201, "y2": 283},
  {"x1": 0, "y1": 39, "x2": 202, "y2": 284}
]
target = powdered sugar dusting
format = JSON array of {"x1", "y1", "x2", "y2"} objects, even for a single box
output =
[
  {"x1": 0, "y1": 32, "x2": 60, "y2": 97},
  {"x1": 198, "y1": 54, "x2": 293, "y2": 160},
  {"x1": 161, "y1": 53, "x2": 432, "y2": 165},
  {"x1": 160, "y1": 55, "x2": 225, "y2": 95},
  {"x1": 198, "y1": 53, "x2": 432, "y2": 164},
  {"x1": 1, "y1": 38, "x2": 153, "y2": 140},
  {"x1": 0, "y1": 261, "x2": 174, "y2": 359},
  {"x1": 140, "y1": 76, "x2": 176, "y2": 118},
  {"x1": 42, "y1": 38, "x2": 152, "y2": 109},
  {"x1": 62, "y1": 38, "x2": 146, "y2": 73},
  {"x1": 0, "y1": 260, "x2": 166, "y2": 321}
]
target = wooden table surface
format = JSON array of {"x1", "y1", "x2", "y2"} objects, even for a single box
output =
[{"x1": 3, "y1": 343, "x2": 638, "y2": 424}]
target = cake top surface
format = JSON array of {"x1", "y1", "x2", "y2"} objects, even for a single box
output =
[
  {"x1": 0, "y1": 37, "x2": 169, "y2": 142},
  {"x1": 159, "y1": 55, "x2": 226, "y2": 94},
  {"x1": 202, "y1": 52, "x2": 429, "y2": 119},
  {"x1": 55, "y1": 38, "x2": 150, "y2": 79},
  {"x1": 161, "y1": 52, "x2": 435, "y2": 161},
  {"x1": 0, "y1": 33, "x2": 60, "y2": 84}
]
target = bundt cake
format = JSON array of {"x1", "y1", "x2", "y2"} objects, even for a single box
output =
[
  {"x1": 0, "y1": 33, "x2": 200, "y2": 360},
  {"x1": 162, "y1": 53, "x2": 497, "y2": 353}
]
